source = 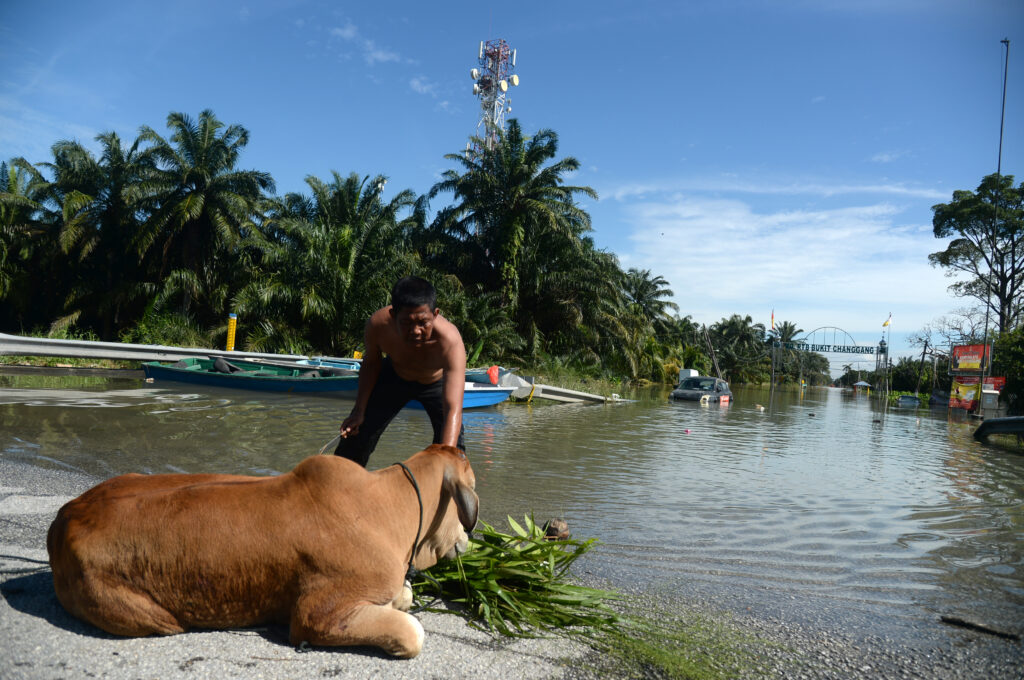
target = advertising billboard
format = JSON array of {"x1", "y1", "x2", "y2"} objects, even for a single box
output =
[
  {"x1": 950, "y1": 376, "x2": 981, "y2": 410},
  {"x1": 951, "y1": 344, "x2": 991, "y2": 374},
  {"x1": 983, "y1": 376, "x2": 1006, "y2": 392}
]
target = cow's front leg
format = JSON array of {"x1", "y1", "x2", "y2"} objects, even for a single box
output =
[
  {"x1": 290, "y1": 594, "x2": 425, "y2": 658},
  {"x1": 392, "y1": 580, "x2": 413, "y2": 611}
]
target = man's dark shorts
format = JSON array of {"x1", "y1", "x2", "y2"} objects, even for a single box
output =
[{"x1": 334, "y1": 357, "x2": 465, "y2": 467}]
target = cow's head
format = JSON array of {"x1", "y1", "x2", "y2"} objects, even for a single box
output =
[{"x1": 412, "y1": 444, "x2": 478, "y2": 570}]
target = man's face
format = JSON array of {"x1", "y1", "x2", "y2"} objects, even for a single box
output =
[{"x1": 392, "y1": 304, "x2": 438, "y2": 345}]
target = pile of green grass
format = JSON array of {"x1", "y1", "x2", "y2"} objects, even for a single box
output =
[
  {"x1": 416, "y1": 515, "x2": 621, "y2": 642},
  {"x1": 416, "y1": 516, "x2": 764, "y2": 679}
]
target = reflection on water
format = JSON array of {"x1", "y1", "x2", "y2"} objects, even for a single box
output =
[{"x1": 2, "y1": 375, "x2": 1022, "y2": 637}]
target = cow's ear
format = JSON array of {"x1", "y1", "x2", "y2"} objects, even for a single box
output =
[{"x1": 443, "y1": 465, "x2": 479, "y2": 531}]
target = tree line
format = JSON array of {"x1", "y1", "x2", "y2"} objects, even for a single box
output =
[{"x1": 3, "y1": 109, "x2": 831, "y2": 385}]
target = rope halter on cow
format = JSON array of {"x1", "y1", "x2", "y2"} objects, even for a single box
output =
[{"x1": 392, "y1": 462, "x2": 442, "y2": 613}]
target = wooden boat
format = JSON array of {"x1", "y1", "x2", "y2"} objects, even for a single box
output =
[
  {"x1": 142, "y1": 357, "x2": 359, "y2": 394},
  {"x1": 973, "y1": 416, "x2": 1024, "y2": 442},
  {"x1": 143, "y1": 356, "x2": 514, "y2": 408}
]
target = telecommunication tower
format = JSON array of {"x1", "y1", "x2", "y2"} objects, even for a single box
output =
[{"x1": 468, "y1": 39, "x2": 519, "y2": 152}]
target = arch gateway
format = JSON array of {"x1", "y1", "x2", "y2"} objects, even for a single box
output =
[{"x1": 771, "y1": 326, "x2": 888, "y2": 389}]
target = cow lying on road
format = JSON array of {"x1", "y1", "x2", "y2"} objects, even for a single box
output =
[{"x1": 47, "y1": 444, "x2": 478, "y2": 658}]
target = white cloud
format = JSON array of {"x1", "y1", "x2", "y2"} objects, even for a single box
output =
[
  {"x1": 871, "y1": 150, "x2": 908, "y2": 163},
  {"x1": 0, "y1": 97, "x2": 100, "y2": 162},
  {"x1": 364, "y1": 43, "x2": 400, "y2": 65},
  {"x1": 328, "y1": 21, "x2": 399, "y2": 65},
  {"x1": 409, "y1": 76, "x2": 436, "y2": 95},
  {"x1": 606, "y1": 177, "x2": 948, "y2": 202},
  {"x1": 613, "y1": 188, "x2": 957, "y2": 338},
  {"x1": 330, "y1": 22, "x2": 358, "y2": 41}
]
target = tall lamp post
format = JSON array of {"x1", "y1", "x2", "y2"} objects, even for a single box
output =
[{"x1": 981, "y1": 38, "x2": 1010, "y2": 383}]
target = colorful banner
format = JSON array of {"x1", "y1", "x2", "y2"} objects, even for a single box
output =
[
  {"x1": 950, "y1": 376, "x2": 981, "y2": 410},
  {"x1": 983, "y1": 376, "x2": 1006, "y2": 392},
  {"x1": 951, "y1": 344, "x2": 991, "y2": 374}
]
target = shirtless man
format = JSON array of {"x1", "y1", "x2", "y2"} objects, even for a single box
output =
[{"x1": 334, "y1": 276, "x2": 466, "y2": 466}]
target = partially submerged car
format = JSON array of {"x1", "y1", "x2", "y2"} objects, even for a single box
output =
[{"x1": 670, "y1": 376, "x2": 732, "y2": 403}]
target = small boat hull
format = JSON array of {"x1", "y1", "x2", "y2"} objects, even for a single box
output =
[
  {"x1": 144, "y1": 357, "x2": 514, "y2": 408},
  {"x1": 406, "y1": 383, "x2": 514, "y2": 410},
  {"x1": 142, "y1": 357, "x2": 358, "y2": 394}
]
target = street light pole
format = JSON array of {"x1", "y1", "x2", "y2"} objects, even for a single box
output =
[{"x1": 981, "y1": 38, "x2": 1010, "y2": 382}]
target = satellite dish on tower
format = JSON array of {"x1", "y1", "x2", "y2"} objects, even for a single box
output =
[{"x1": 467, "y1": 38, "x2": 520, "y2": 153}]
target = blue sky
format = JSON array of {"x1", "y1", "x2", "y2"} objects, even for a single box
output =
[{"x1": 2, "y1": 0, "x2": 1021, "y2": 370}]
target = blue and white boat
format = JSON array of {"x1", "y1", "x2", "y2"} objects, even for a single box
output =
[
  {"x1": 296, "y1": 357, "x2": 515, "y2": 409},
  {"x1": 145, "y1": 356, "x2": 514, "y2": 408}
]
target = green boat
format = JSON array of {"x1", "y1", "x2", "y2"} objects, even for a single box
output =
[
  {"x1": 141, "y1": 356, "x2": 516, "y2": 408},
  {"x1": 142, "y1": 357, "x2": 359, "y2": 394}
]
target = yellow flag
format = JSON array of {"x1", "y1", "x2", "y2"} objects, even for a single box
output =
[{"x1": 882, "y1": 313, "x2": 891, "y2": 327}]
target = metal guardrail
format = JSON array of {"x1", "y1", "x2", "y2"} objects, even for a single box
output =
[
  {"x1": 0, "y1": 332, "x2": 621, "y2": 404},
  {"x1": 0, "y1": 332, "x2": 307, "y2": 363}
]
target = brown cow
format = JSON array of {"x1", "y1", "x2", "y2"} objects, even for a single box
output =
[{"x1": 46, "y1": 444, "x2": 478, "y2": 658}]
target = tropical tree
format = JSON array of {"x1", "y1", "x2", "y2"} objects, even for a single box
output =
[
  {"x1": 428, "y1": 119, "x2": 598, "y2": 333},
  {"x1": 0, "y1": 160, "x2": 42, "y2": 302},
  {"x1": 930, "y1": 173, "x2": 1024, "y2": 334},
  {"x1": 769, "y1": 320, "x2": 803, "y2": 344},
  {"x1": 135, "y1": 110, "x2": 274, "y2": 325},
  {"x1": 993, "y1": 327, "x2": 1024, "y2": 414},
  {"x1": 430, "y1": 279, "x2": 523, "y2": 365},
  {"x1": 708, "y1": 314, "x2": 768, "y2": 383},
  {"x1": 0, "y1": 157, "x2": 70, "y2": 332},
  {"x1": 622, "y1": 268, "x2": 678, "y2": 334},
  {"x1": 236, "y1": 172, "x2": 417, "y2": 354},
  {"x1": 37, "y1": 134, "x2": 153, "y2": 338},
  {"x1": 768, "y1": 320, "x2": 804, "y2": 383}
]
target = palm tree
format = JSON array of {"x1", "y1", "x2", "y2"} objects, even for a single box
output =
[
  {"x1": 429, "y1": 119, "x2": 598, "y2": 311},
  {"x1": 709, "y1": 314, "x2": 768, "y2": 383},
  {"x1": 237, "y1": 172, "x2": 417, "y2": 354},
  {"x1": 770, "y1": 320, "x2": 803, "y2": 344},
  {"x1": 768, "y1": 319, "x2": 803, "y2": 383},
  {"x1": 622, "y1": 268, "x2": 679, "y2": 333},
  {"x1": 136, "y1": 110, "x2": 274, "y2": 324},
  {"x1": 0, "y1": 157, "x2": 70, "y2": 331},
  {"x1": 38, "y1": 134, "x2": 154, "y2": 338}
]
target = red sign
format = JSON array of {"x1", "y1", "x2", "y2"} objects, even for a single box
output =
[
  {"x1": 983, "y1": 376, "x2": 1006, "y2": 392},
  {"x1": 951, "y1": 344, "x2": 991, "y2": 374}
]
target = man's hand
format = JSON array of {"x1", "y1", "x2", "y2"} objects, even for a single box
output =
[{"x1": 340, "y1": 411, "x2": 365, "y2": 438}]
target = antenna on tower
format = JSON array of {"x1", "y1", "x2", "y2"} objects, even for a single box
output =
[{"x1": 469, "y1": 39, "x2": 519, "y2": 154}]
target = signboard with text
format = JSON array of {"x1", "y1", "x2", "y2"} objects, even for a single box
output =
[
  {"x1": 950, "y1": 376, "x2": 981, "y2": 410},
  {"x1": 983, "y1": 376, "x2": 1006, "y2": 392},
  {"x1": 777, "y1": 342, "x2": 878, "y2": 354},
  {"x1": 951, "y1": 344, "x2": 991, "y2": 374}
]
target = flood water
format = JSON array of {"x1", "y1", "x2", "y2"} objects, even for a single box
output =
[{"x1": 2, "y1": 373, "x2": 1022, "y2": 642}]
